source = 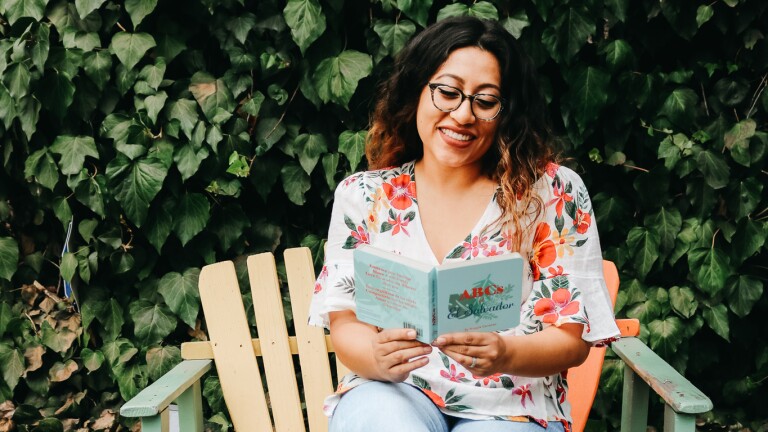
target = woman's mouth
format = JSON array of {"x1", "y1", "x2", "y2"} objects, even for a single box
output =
[{"x1": 439, "y1": 128, "x2": 473, "y2": 141}]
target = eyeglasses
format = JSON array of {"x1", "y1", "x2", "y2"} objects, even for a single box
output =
[{"x1": 427, "y1": 83, "x2": 504, "y2": 121}]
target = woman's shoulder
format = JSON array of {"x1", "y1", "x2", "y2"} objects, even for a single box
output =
[{"x1": 335, "y1": 162, "x2": 416, "y2": 195}]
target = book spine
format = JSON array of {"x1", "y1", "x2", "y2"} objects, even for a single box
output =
[{"x1": 430, "y1": 268, "x2": 438, "y2": 343}]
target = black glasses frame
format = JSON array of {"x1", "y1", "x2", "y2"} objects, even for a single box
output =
[{"x1": 427, "y1": 83, "x2": 505, "y2": 121}]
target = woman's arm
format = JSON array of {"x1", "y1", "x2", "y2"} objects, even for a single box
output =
[
  {"x1": 433, "y1": 323, "x2": 590, "y2": 377},
  {"x1": 330, "y1": 310, "x2": 432, "y2": 382}
]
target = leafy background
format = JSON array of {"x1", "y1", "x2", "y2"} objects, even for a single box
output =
[{"x1": 0, "y1": 0, "x2": 765, "y2": 430}]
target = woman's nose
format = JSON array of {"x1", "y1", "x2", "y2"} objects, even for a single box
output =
[{"x1": 450, "y1": 98, "x2": 476, "y2": 124}]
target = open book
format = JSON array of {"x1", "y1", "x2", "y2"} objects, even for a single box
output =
[{"x1": 353, "y1": 245, "x2": 524, "y2": 343}]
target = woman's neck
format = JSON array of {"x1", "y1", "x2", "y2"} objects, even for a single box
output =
[{"x1": 414, "y1": 159, "x2": 491, "y2": 193}]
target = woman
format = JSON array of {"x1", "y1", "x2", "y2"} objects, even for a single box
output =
[{"x1": 308, "y1": 16, "x2": 620, "y2": 432}]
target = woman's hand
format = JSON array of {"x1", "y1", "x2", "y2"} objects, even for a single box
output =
[
  {"x1": 431, "y1": 332, "x2": 507, "y2": 376},
  {"x1": 371, "y1": 328, "x2": 432, "y2": 382}
]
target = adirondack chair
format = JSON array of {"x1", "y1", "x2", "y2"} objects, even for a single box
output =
[{"x1": 120, "y1": 247, "x2": 713, "y2": 432}]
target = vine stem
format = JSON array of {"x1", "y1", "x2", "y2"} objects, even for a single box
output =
[
  {"x1": 255, "y1": 85, "x2": 301, "y2": 170},
  {"x1": 700, "y1": 82, "x2": 710, "y2": 117},
  {"x1": 116, "y1": 22, "x2": 127, "y2": 32},
  {"x1": 711, "y1": 228, "x2": 720, "y2": 249},
  {"x1": 746, "y1": 73, "x2": 767, "y2": 119},
  {"x1": 623, "y1": 164, "x2": 650, "y2": 173}
]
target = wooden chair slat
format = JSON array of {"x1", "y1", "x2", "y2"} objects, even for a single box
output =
[
  {"x1": 199, "y1": 261, "x2": 273, "y2": 432},
  {"x1": 248, "y1": 253, "x2": 306, "y2": 432},
  {"x1": 284, "y1": 248, "x2": 334, "y2": 432}
]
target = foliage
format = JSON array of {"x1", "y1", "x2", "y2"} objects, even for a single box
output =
[{"x1": 0, "y1": 0, "x2": 765, "y2": 430}]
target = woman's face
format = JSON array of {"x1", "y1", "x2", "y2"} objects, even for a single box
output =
[{"x1": 415, "y1": 46, "x2": 502, "y2": 172}]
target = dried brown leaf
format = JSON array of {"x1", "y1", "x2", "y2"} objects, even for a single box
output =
[
  {"x1": 0, "y1": 401, "x2": 14, "y2": 418},
  {"x1": 49, "y1": 360, "x2": 79, "y2": 382},
  {"x1": 90, "y1": 409, "x2": 116, "y2": 430},
  {"x1": 21, "y1": 284, "x2": 38, "y2": 306},
  {"x1": 24, "y1": 345, "x2": 44, "y2": 374},
  {"x1": 0, "y1": 418, "x2": 13, "y2": 432}
]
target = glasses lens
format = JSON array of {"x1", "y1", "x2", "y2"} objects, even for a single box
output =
[
  {"x1": 430, "y1": 85, "x2": 502, "y2": 120},
  {"x1": 432, "y1": 85, "x2": 463, "y2": 111},
  {"x1": 472, "y1": 95, "x2": 501, "y2": 120}
]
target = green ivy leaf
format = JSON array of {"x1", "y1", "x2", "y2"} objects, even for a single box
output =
[
  {"x1": 606, "y1": 0, "x2": 629, "y2": 22},
  {"x1": 283, "y1": 0, "x2": 326, "y2": 54},
  {"x1": 40, "y1": 320, "x2": 78, "y2": 353},
  {"x1": 31, "y1": 22, "x2": 51, "y2": 71},
  {"x1": 23, "y1": 149, "x2": 59, "y2": 190},
  {"x1": 0, "y1": 302, "x2": 11, "y2": 336},
  {"x1": 174, "y1": 141, "x2": 210, "y2": 181},
  {"x1": 125, "y1": 0, "x2": 157, "y2": 28},
  {"x1": 295, "y1": 133, "x2": 328, "y2": 174},
  {"x1": 18, "y1": 95, "x2": 41, "y2": 140},
  {"x1": 145, "y1": 203, "x2": 173, "y2": 253},
  {"x1": 731, "y1": 219, "x2": 765, "y2": 261},
  {"x1": 281, "y1": 162, "x2": 311, "y2": 205},
  {"x1": 312, "y1": 50, "x2": 372, "y2": 108},
  {"x1": 172, "y1": 193, "x2": 210, "y2": 246},
  {"x1": 138, "y1": 57, "x2": 166, "y2": 91},
  {"x1": 4, "y1": 62, "x2": 31, "y2": 100},
  {"x1": 563, "y1": 66, "x2": 610, "y2": 134},
  {"x1": 158, "y1": 268, "x2": 200, "y2": 328},
  {"x1": 83, "y1": 51, "x2": 112, "y2": 90},
  {"x1": 695, "y1": 150, "x2": 730, "y2": 190},
  {"x1": 436, "y1": 3, "x2": 468, "y2": 20},
  {"x1": 321, "y1": 153, "x2": 339, "y2": 189},
  {"x1": 727, "y1": 275, "x2": 763, "y2": 318},
  {"x1": 726, "y1": 178, "x2": 762, "y2": 220},
  {"x1": 669, "y1": 286, "x2": 697, "y2": 318},
  {"x1": 146, "y1": 345, "x2": 181, "y2": 381},
  {"x1": 338, "y1": 130, "x2": 366, "y2": 171},
  {"x1": 129, "y1": 299, "x2": 177, "y2": 345},
  {"x1": 167, "y1": 99, "x2": 199, "y2": 138},
  {"x1": 115, "y1": 362, "x2": 147, "y2": 401},
  {"x1": 78, "y1": 348, "x2": 103, "y2": 374},
  {"x1": 60, "y1": 251, "x2": 77, "y2": 282},
  {"x1": 648, "y1": 316, "x2": 684, "y2": 358},
  {"x1": 600, "y1": 39, "x2": 634, "y2": 71},
  {"x1": 189, "y1": 72, "x2": 235, "y2": 124},
  {"x1": 74, "y1": 0, "x2": 107, "y2": 19},
  {"x1": 106, "y1": 155, "x2": 169, "y2": 227},
  {"x1": 100, "y1": 298, "x2": 124, "y2": 342},
  {"x1": 109, "y1": 32, "x2": 156, "y2": 70},
  {"x1": 397, "y1": 0, "x2": 432, "y2": 27},
  {"x1": 659, "y1": 88, "x2": 698, "y2": 128},
  {"x1": 210, "y1": 204, "x2": 250, "y2": 252},
  {"x1": 373, "y1": 19, "x2": 416, "y2": 56},
  {"x1": 643, "y1": 207, "x2": 682, "y2": 252},
  {"x1": 625, "y1": 227, "x2": 660, "y2": 279},
  {"x1": 1, "y1": 0, "x2": 46, "y2": 25},
  {"x1": 50, "y1": 135, "x2": 99, "y2": 175},
  {"x1": 696, "y1": 5, "x2": 714, "y2": 27},
  {"x1": 493, "y1": 12, "x2": 527, "y2": 40},
  {"x1": 144, "y1": 91, "x2": 168, "y2": 124},
  {"x1": 0, "y1": 343, "x2": 25, "y2": 391},
  {"x1": 0, "y1": 237, "x2": 19, "y2": 282},
  {"x1": 225, "y1": 13, "x2": 257, "y2": 45},
  {"x1": 541, "y1": 6, "x2": 594, "y2": 64},
  {"x1": 467, "y1": 1, "x2": 498, "y2": 20},
  {"x1": 702, "y1": 303, "x2": 729, "y2": 341},
  {"x1": 688, "y1": 247, "x2": 733, "y2": 296}
]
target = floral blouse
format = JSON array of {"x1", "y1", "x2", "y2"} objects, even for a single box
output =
[{"x1": 308, "y1": 161, "x2": 620, "y2": 430}]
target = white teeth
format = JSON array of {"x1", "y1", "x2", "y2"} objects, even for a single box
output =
[{"x1": 440, "y1": 128, "x2": 472, "y2": 141}]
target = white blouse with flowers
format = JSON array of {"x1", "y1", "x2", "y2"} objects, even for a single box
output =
[{"x1": 308, "y1": 161, "x2": 620, "y2": 430}]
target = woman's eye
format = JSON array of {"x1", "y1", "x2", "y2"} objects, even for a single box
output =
[
  {"x1": 475, "y1": 97, "x2": 499, "y2": 109},
  {"x1": 438, "y1": 87, "x2": 461, "y2": 99}
]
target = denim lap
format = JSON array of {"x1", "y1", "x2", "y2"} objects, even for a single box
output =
[{"x1": 328, "y1": 381, "x2": 565, "y2": 432}]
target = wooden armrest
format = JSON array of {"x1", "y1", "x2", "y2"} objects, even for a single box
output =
[
  {"x1": 611, "y1": 338, "x2": 712, "y2": 414},
  {"x1": 120, "y1": 360, "x2": 212, "y2": 417}
]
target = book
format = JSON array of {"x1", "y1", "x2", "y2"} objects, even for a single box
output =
[{"x1": 353, "y1": 245, "x2": 524, "y2": 344}]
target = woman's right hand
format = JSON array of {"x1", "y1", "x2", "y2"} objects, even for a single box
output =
[{"x1": 371, "y1": 328, "x2": 432, "y2": 382}]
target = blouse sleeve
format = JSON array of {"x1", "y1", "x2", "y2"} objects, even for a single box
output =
[
  {"x1": 519, "y1": 164, "x2": 620, "y2": 346},
  {"x1": 307, "y1": 173, "x2": 370, "y2": 329}
]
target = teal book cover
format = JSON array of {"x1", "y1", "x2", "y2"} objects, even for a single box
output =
[{"x1": 354, "y1": 245, "x2": 524, "y2": 343}]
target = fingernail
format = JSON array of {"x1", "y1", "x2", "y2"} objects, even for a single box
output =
[
  {"x1": 432, "y1": 337, "x2": 445, "y2": 345},
  {"x1": 406, "y1": 330, "x2": 416, "y2": 338}
]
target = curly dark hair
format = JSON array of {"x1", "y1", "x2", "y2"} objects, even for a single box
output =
[{"x1": 366, "y1": 16, "x2": 558, "y2": 250}]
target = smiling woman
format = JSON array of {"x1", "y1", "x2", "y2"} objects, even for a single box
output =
[{"x1": 308, "y1": 15, "x2": 620, "y2": 432}]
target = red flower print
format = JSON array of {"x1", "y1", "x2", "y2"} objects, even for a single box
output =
[
  {"x1": 473, "y1": 372, "x2": 503, "y2": 386},
  {"x1": 461, "y1": 235, "x2": 489, "y2": 259},
  {"x1": 512, "y1": 384, "x2": 534, "y2": 408},
  {"x1": 440, "y1": 364, "x2": 466, "y2": 382},
  {"x1": 387, "y1": 213, "x2": 410, "y2": 236},
  {"x1": 556, "y1": 381, "x2": 566, "y2": 404},
  {"x1": 530, "y1": 223, "x2": 556, "y2": 280},
  {"x1": 545, "y1": 162, "x2": 560, "y2": 178},
  {"x1": 314, "y1": 265, "x2": 328, "y2": 294},
  {"x1": 382, "y1": 174, "x2": 416, "y2": 210},
  {"x1": 547, "y1": 183, "x2": 573, "y2": 218},
  {"x1": 533, "y1": 288, "x2": 581, "y2": 324},
  {"x1": 483, "y1": 245, "x2": 503, "y2": 257},
  {"x1": 421, "y1": 389, "x2": 446, "y2": 408},
  {"x1": 573, "y1": 208, "x2": 591, "y2": 234},
  {"x1": 498, "y1": 230, "x2": 514, "y2": 251},
  {"x1": 547, "y1": 266, "x2": 566, "y2": 278},
  {"x1": 350, "y1": 226, "x2": 369, "y2": 247}
]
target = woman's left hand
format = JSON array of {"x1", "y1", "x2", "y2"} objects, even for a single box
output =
[{"x1": 431, "y1": 332, "x2": 509, "y2": 376}]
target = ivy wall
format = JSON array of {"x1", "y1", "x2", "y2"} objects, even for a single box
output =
[{"x1": 0, "y1": 0, "x2": 765, "y2": 430}]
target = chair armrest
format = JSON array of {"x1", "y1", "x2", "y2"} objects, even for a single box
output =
[
  {"x1": 120, "y1": 360, "x2": 212, "y2": 417},
  {"x1": 611, "y1": 338, "x2": 712, "y2": 414}
]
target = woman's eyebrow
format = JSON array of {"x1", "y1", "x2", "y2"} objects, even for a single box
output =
[{"x1": 433, "y1": 73, "x2": 501, "y2": 91}]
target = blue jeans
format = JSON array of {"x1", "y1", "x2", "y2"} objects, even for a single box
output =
[{"x1": 328, "y1": 381, "x2": 565, "y2": 432}]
